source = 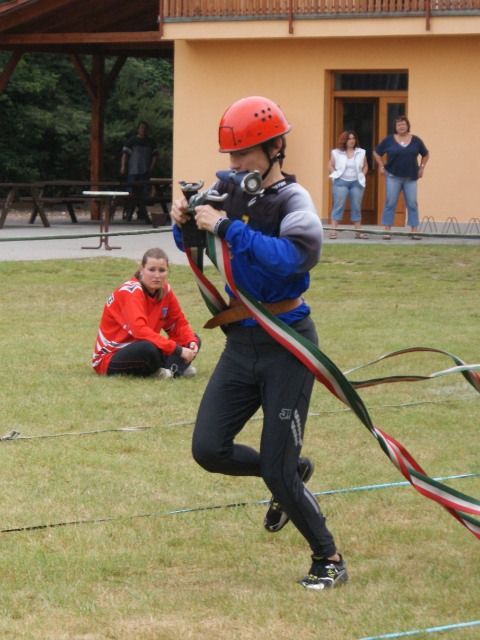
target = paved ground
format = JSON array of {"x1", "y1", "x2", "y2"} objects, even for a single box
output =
[
  {"x1": 0, "y1": 212, "x2": 190, "y2": 265},
  {"x1": 0, "y1": 212, "x2": 478, "y2": 264}
]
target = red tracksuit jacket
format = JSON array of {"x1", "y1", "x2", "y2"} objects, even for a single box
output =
[{"x1": 92, "y1": 276, "x2": 197, "y2": 375}]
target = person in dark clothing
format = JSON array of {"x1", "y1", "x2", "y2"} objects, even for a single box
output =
[
  {"x1": 170, "y1": 96, "x2": 348, "y2": 591},
  {"x1": 373, "y1": 115, "x2": 429, "y2": 240},
  {"x1": 120, "y1": 121, "x2": 158, "y2": 221}
]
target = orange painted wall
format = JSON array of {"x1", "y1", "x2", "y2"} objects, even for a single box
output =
[{"x1": 170, "y1": 31, "x2": 480, "y2": 224}]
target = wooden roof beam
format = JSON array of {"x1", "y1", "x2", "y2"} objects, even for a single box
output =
[
  {"x1": 0, "y1": 0, "x2": 160, "y2": 34},
  {"x1": 0, "y1": 50, "x2": 22, "y2": 90},
  {"x1": 0, "y1": 0, "x2": 80, "y2": 29},
  {"x1": 0, "y1": 31, "x2": 166, "y2": 44}
]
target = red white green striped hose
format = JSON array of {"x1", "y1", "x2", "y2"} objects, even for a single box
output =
[{"x1": 185, "y1": 236, "x2": 480, "y2": 540}]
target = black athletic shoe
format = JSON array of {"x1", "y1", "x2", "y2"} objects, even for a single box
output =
[
  {"x1": 297, "y1": 554, "x2": 348, "y2": 591},
  {"x1": 263, "y1": 457, "x2": 315, "y2": 533}
]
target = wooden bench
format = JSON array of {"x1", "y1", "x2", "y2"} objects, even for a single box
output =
[
  {"x1": 30, "y1": 196, "x2": 87, "y2": 223},
  {"x1": 0, "y1": 179, "x2": 172, "y2": 228},
  {"x1": 0, "y1": 184, "x2": 50, "y2": 228}
]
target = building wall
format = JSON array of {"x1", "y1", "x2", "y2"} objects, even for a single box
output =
[{"x1": 170, "y1": 32, "x2": 480, "y2": 224}]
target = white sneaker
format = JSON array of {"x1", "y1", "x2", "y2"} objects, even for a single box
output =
[
  {"x1": 154, "y1": 368, "x2": 174, "y2": 380},
  {"x1": 182, "y1": 365, "x2": 197, "y2": 378}
]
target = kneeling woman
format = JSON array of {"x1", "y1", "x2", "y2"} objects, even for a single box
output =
[{"x1": 92, "y1": 247, "x2": 200, "y2": 379}]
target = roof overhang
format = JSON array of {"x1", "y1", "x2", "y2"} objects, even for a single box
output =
[{"x1": 0, "y1": 0, "x2": 174, "y2": 58}]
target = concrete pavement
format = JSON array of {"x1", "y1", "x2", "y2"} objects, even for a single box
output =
[
  {"x1": 0, "y1": 212, "x2": 190, "y2": 265},
  {"x1": 0, "y1": 212, "x2": 478, "y2": 264}
]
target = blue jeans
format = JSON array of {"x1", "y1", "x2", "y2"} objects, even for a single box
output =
[
  {"x1": 330, "y1": 179, "x2": 364, "y2": 222},
  {"x1": 382, "y1": 174, "x2": 419, "y2": 227},
  {"x1": 126, "y1": 172, "x2": 150, "y2": 217},
  {"x1": 127, "y1": 172, "x2": 150, "y2": 192}
]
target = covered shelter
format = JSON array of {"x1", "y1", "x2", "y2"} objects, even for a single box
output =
[
  {"x1": 2, "y1": 2, "x2": 479, "y2": 226},
  {"x1": 0, "y1": 0, "x2": 173, "y2": 212}
]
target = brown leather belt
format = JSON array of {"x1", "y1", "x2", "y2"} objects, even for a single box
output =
[{"x1": 204, "y1": 297, "x2": 302, "y2": 329}]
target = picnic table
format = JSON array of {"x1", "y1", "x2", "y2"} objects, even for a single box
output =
[
  {"x1": 81, "y1": 191, "x2": 128, "y2": 251},
  {"x1": 106, "y1": 178, "x2": 172, "y2": 226},
  {"x1": 0, "y1": 179, "x2": 173, "y2": 229},
  {"x1": 0, "y1": 182, "x2": 51, "y2": 228}
]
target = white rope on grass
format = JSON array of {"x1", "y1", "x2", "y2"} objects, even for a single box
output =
[
  {"x1": 324, "y1": 226, "x2": 480, "y2": 240},
  {"x1": 0, "y1": 423, "x2": 189, "y2": 441},
  {"x1": 1, "y1": 471, "x2": 478, "y2": 534},
  {"x1": 0, "y1": 426, "x2": 152, "y2": 441},
  {"x1": 0, "y1": 394, "x2": 476, "y2": 443},
  {"x1": 0, "y1": 228, "x2": 172, "y2": 243},
  {"x1": 355, "y1": 619, "x2": 480, "y2": 639}
]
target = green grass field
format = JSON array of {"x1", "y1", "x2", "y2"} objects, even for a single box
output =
[{"x1": 0, "y1": 244, "x2": 478, "y2": 639}]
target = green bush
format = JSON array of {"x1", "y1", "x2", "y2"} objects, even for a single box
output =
[{"x1": 0, "y1": 53, "x2": 173, "y2": 182}]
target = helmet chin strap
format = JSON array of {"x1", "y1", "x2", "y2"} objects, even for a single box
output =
[{"x1": 261, "y1": 151, "x2": 283, "y2": 181}]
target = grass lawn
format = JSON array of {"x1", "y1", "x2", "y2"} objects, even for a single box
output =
[{"x1": 0, "y1": 244, "x2": 478, "y2": 639}]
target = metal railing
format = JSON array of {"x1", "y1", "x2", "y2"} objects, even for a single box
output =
[{"x1": 162, "y1": 0, "x2": 479, "y2": 17}]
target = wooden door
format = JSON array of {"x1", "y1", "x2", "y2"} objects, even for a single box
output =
[
  {"x1": 334, "y1": 98, "x2": 376, "y2": 224},
  {"x1": 331, "y1": 94, "x2": 408, "y2": 225},
  {"x1": 377, "y1": 97, "x2": 408, "y2": 226}
]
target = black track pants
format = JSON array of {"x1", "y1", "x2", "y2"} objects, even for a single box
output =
[
  {"x1": 106, "y1": 339, "x2": 197, "y2": 377},
  {"x1": 192, "y1": 316, "x2": 337, "y2": 558}
]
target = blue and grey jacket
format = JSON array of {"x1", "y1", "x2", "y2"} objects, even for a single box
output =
[{"x1": 173, "y1": 173, "x2": 323, "y2": 326}]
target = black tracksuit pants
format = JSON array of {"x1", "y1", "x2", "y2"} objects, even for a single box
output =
[
  {"x1": 192, "y1": 316, "x2": 337, "y2": 558},
  {"x1": 106, "y1": 340, "x2": 195, "y2": 377}
]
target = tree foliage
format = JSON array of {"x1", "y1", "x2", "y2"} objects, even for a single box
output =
[
  {"x1": 105, "y1": 57, "x2": 173, "y2": 180},
  {"x1": 0, "y1": 53, "x2": 173, "y2": 181}
]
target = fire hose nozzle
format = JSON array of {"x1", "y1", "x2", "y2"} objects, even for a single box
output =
[{"x1": 215, "y1": 170, "x2": 263, "y2": 195}]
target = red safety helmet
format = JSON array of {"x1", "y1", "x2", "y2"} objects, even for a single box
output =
[{"x1": 218, "y1": 96, "x2": 292, "y2": 153}]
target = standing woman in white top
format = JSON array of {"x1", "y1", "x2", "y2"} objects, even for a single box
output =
[{"x1": 328, "y1": 131, "x2": 369, "y2": 239}]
